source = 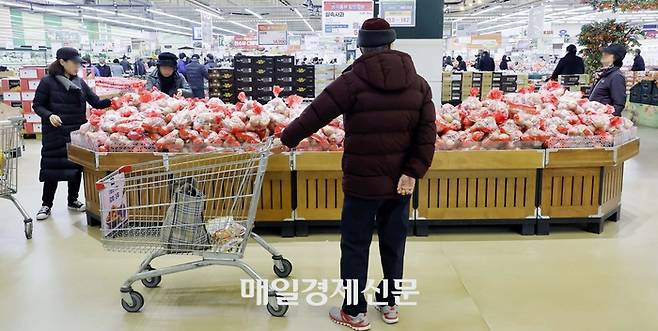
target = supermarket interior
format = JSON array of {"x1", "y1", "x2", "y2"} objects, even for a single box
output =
[{"x1": 1, "y1": 0, "x2": 658, "y2": 330}]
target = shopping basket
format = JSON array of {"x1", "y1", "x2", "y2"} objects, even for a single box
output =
[
  {"x1": 96, "y1": 138, "x2": 292, "y2": 316},
  {"x1": 0, "y1": 117, "x2": 32, "y2": 239}
]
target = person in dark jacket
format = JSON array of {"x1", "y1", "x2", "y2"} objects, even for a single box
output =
[
  {"x1": 631, "y1": 49, "x2": 645, "y2": 71},
  {"x1": 185, "y1": 54, "x2": 208, "y2": 98},
  {"x1": 549, "y1": 44, "x2": 585, "y2": 81},
  {"x1": 120, "y1": 55, "x2": 131, "y2": 73},
  {"x1": 32, "y1": 47, "x2": 111, "y2": 220},
  {"x1": 589, "y1": 44, "x2": 627, "y2": 116},
  {"x1": 205, "y1": 53, "x2": 217, "y2": 69},
  {"x1": 479, "y1": 51, "x2": 495, "y2": 71},
  {"x1": 147, "y1": 57, "x2": 157, "y2": 68},
  {"x1": 133, "y1": 58, "x2": 146, "y2": 76},
  {"x1": 500, "y1": 55, "x2": 510, "y2": 70},
  {"x1": 95, "y1": 58, "x2": 111, "y2": 77},
  {"x1": 456, "y1": 55, "x2": 467, "y2": 71},
  {"x1": 177, "y1": 52, "x2": 187, "y2": 75},
  {"x1": 280, "y1": 18, "x2": 435, "y2": 329},
  {"x1": 145, "y1": 52, "x2": 193, "y2": 97},
  {"x1": 110, "y1": 59, "x2": 124, "y2": 77}
]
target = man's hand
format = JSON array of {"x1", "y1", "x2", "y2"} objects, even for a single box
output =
[
  {"x1": 397, "y1": 174, "x2": 415, "y2": 196},
  {"x1": 271, "y1": 145, "x2": 287, "y2": 154},
  {"x1": 49, "y1": 115, "x2": 62, "y2": 127}
]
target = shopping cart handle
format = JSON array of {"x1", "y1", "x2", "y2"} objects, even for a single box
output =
[{"x1": 7, "y1": 116, "x2": 24, "y2": 125}]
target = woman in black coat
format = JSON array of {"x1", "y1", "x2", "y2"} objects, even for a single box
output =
[
  {"x1": 32, "y1": 47, "x2": 111, "y2": 220},
  {"x1": 589, "y1": 44, "x2": 627, "y2": 116}
]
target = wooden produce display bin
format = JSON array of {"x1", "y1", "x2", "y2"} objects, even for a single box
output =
[
  {"x1": 67, "y1": 144, "x2": 293, "y2": 232},
  {"x1": 537, "y1": 139, "x2": 640, "y2": 234},
  {"x1": 294, "y1": 151, "x2": 344, "y2": 221},
  {"x1": 415, "y1": 149, "x2": 545, "y2": 236}
]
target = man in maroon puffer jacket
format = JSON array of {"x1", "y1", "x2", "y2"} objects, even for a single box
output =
[{"x1": 280, "y1": 18, "x2": 436, "y2": 330}]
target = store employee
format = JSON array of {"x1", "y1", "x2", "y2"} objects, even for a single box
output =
[{"x1": 145, "y1": 52, "x2": 193, "y2": 97}]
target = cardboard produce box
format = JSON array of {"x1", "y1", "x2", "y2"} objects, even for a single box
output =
[
  {"x1": 19, "y1": 79, "x2": 40, "y2": 91},
  {"x1": 0, "y1": 102, "x2": 21, "y2": 120},
  {"x1": 19, "y1": 66, "x2": 47, "y2": 80},
  {"x1": 1, "y1": 78, "x2": 21, "y2": 92}
]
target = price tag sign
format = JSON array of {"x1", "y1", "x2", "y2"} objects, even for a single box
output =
[
  {"x1": 322, "y1": 0, "x2": 374, "y2": 37},
  {"x1": 257, "y1": 23, "x2": 288, "y2": 46},
  {"x1": 380, "y1": 0, "x2": 416, "y2": 27}
]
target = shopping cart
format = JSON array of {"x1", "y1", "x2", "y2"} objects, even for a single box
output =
[
  {"x1": 0, "y1": 117, "x2": 32, "y2": 239},
  {"x1": 97, "y1": 138, "x2": 292, "y2": 316}
]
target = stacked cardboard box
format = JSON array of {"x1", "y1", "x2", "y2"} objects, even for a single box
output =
[
  {"x1": 629, "y1": 80, "x2": 657, "y2": 105},
  {"x1": 208, "y1": 68, "x2": 236, "y2": 104},
  {"x1": 559, "y1": 74, "x2": 590, "y2": 93},
  {"x1": 273, "y1": 56, "x2": 295, "y2": 99},
  {"x1": 1, "y1": 65, "x2": 46, "y2": 134},
  {"x1": 293, "y1": 65, "x2": 315, "y2": 98},
  {"x1": 499, "y1": 73, "x2": 529, "y2": 93}
]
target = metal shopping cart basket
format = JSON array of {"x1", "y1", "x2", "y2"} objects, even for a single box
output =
[
  {"x1": 0, "y1": 117, "x2": 32, "y2": 239},
  {"x1": 96, "y1": 138, "x2": 292, "y2": 316}
]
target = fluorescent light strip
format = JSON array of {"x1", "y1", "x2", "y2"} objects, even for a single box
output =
[
  {"x1": 148, "y1": 8, "x2": 200, "y2": 25},
  {"x1": 264, "y1": 20, "x2": 274, "y2": 24},
  {"x1": 84, "y1": 15, "x2": 191, "y2": 36},
  {"x1": 245, "y1": 8, "x2": 262, "y2": 19},
  {"x1": 470, "y1": 5, "x2": 501, "y2": 16},
  {"x1": 82, "y1": 6, "x2": 191, "y2": 31},
  {"x1": 228, "y1": 20, "x2": 256, "y2": 31},
  {"x1": 196, "y1": 9, "x2": 224, "y2": 20},
  {"x1": 213, "y1": 26, "x2": 244, "y2": 36},
  {"x1": 479, "y1": 19, "x2": 528, "y2": 32},
  {"x1": 293, "y1": 7, "x2": 303, "y2": 18},
  {"x1": 303, "y1": 18, "x2": 314, "y2": 32}
]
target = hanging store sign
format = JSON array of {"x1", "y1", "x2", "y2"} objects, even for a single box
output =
[
  {"x1": 379, "y1": 0, "x2": 416, "y2": 27},
  {"x1": 257, "y1": 23, "x2": 288, "y2": 46},
  {"x1": 454, "y1": 22, "x2": 476, "y2": 37},
  {"x1": 527, "y1": 6, "x2": 545, "y2": 41},
  {"x1": 232, "y1": 34, "x2": 258, "y2": 50},
  {"x1": 322, "y1": 0, "x2": 374, "y2": 37},
  {"x1": 192, "y1": 26, "x2": 203, "y2": 41}
]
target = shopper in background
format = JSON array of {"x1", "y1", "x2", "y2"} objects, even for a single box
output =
[
  {"x1": 95, "y1": 58, "x2": 111, "y2": 77},
  {"x1": 548, "y1": 44, "x2": 585, "y2": 81},
  {"x1": 185, "y1": 54, "x2": 208, "y2": 98},
  {"x1": 133, "y1": 57, "x2": 147, "y2": 76},
  {"x1": 32, "y1": 47, "x2": 111, "y2": 220},
  {"x1": 444, "y1": 56, "x2": 453, "y2": 69},
  {"x1": 280, "y1": 18, "x2": 435, "y2": 330},
  {"x1": 110, "y1": 59, "x2": 124, "y2": 77},
  {"x1": 479, "y1": 51, "x2": 495, "y2": 71},
  {"x1": 146, "y1": 52, "x2": 193, "y2": 97},
  {"x1": 500, "y1": 55, "x2": 510, "y2": 70},
  {"x1": 589, "y1": 44, "x2": 627, "y2": 116},
  {"x1": 631, "y1": 49, "x2": 645, "y2": 71},
  {"x1": 177, "y1": 53, "x2": 188, "y2": 75},
  {"x1": 205, "y1": 53, "x2": 217, "y2": 69},
  {"x1": 120, "y1": 55, "x2": 131, "y2": 73},
  {"x1": 455, "y1": 55, "x2": 467, "y2": 71},
  {"x1": 147, "y1": 57, "x2": 157, "y2": 68}
]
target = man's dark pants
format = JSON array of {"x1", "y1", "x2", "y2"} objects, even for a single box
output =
[{"x1": 340, "y1": 194, "x2": 410, "y2": 316}]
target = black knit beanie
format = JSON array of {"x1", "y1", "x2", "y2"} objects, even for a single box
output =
[{"x1": 357, "y1": 18, "x2": 397, "y2": 48}]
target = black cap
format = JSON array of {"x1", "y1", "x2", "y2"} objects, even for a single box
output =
[
  {"x1": 191, "y1": 54, "x2": 200, "y2": 60},
  {"x1": 158, "y1": 52, "x2": 178, "y2": 68},
  {"x1": 56, "y1": 47, "x2": 83, "y2": 63},
  {"x1": 602, "y1": 43, "x2": 627, "y2": 65}
]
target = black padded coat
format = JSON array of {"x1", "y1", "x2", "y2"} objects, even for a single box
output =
[{"x1": 32, "y1": 75, "x2": 111, "y2": 182}]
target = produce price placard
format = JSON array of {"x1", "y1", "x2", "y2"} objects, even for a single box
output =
[
  {"x1": 322, "y1": 0, "x2": 374, "y2": 37},
  {"x1": 379, "y1": 0, "x2": 416, "y2": 27},
  {"x1": 257, "y1": 23, "x2": 288, "y2": 46},
  {"x1": 100, "y1": 173, "x2": 128, "y2": 231}
]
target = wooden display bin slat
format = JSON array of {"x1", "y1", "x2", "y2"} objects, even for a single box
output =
[
  {"x1": 537, "y1": 139, "x2": 639, "y2": 234},
  {"x1": 295, "y1": 152, "x2": 344, "y2": 221},
  {"x1": 431, "y1": 149, "x2": 544, "y2": 170},
  {"x1": 68, "y1": 144, "x2": 292, "y2": 225}
]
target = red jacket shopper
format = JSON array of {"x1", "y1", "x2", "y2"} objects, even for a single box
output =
[{"x1": 281, "y1": 18, "x2": 436, "y2": 330}]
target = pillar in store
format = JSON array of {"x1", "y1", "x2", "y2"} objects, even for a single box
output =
[{"x1": 375, "y1": 0, "x2": 444, "y2": 102}]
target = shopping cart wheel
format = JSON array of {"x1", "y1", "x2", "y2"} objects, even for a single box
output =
[
  {"x1": 141, "y1": 266, "x2": 162, "y2": 288},
  {"x1": 266, "y1": 301, "x2": 288, "y2": 317},
  {"x1": 121, "y1": 291, "x2": 144, "y2": 313},
  {"x1": 24, "y1": 220, "x2": 33, "y2": 239},
  {"x1": 273, "y1": 258, "x2": 293, "y2": 278}
]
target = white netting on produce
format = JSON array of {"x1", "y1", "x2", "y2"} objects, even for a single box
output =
[
  {"x1": 436, "y1": 81, "x2": 636, "y2": 150},
  {"x1": 72, "y1": 86, "x2": 345, "y2": 153}
]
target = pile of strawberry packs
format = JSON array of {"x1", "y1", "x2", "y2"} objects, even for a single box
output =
[
  {"x1": 436, "y1": 81, "x2": 635, "y2": 150},
  {"x1": 76, "y1": 86, "x2": 346, "y2": 153}
]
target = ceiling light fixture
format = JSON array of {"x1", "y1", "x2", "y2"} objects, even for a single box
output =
[
  {"x1": 245, "y1": 8, "x2": 263, "y2": 19},
  {"x1": 293, "y1": 8, "x2": 303, "y2": 18},
  {"x1": 213, "y1": 26, "x2": 244, "y2": 36},
  {"x1": 264, "y1": 20, "x2": 274, "y2": 24},
  {"x1": 471, "y1": 5, "x2": 501, "y2": 15},
  {"x1": 82, "y1": 6, "x2": 191, "y2": 31},
  {"x1": 148, "y1": 8, "x2": 200, "y2": 25},
  {"x1": 228, "y1": 20, "x2": 256, "y2": 31},
  {"x1": 303, "y1": 18, "x2": 314, "y2": 32}
]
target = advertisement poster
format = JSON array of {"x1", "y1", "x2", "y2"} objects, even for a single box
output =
[
  {"x1": 192, "y1": 26, "x2": 203, "y2": 41},
  {"x1": 322, "y1": 0, "x2": 374, "y2": 37},
  {"x1": 232, "y1": 34, "x2": 258, "y2": 50},
  {"x1": 100, "y1": 173, "x2": 128, "y2": 233},
  {"x1": 380, "y1": 0, "x2": 416, "y2": 27},
  {"x1": 257, "y1": 23, "x2": 288, "y2": 46}
]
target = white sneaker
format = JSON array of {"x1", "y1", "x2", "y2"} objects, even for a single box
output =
[{"x1": 36, "y1": 206, "x2": 51, "y2": 220}]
